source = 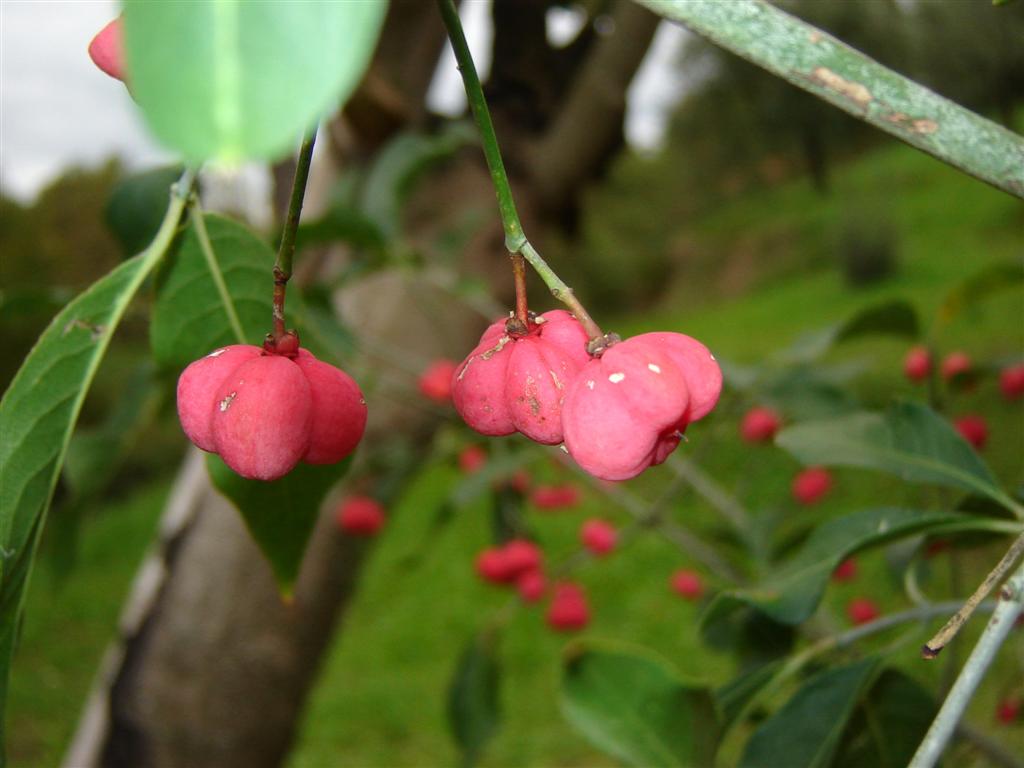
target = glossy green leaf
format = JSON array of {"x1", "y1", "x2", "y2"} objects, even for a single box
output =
[
  {"x1": 447, "y1": 631, "x2": 502, "y2": 768},
  {"x1": 938, "y1": 259, "x2": 1024, "y2": 324},
  {"x1": 122, "y1": 1, "x2": 387, "y2": 161},
  {"x1": 715, "y1": 660, "x2": 783, "y2": 730},
  {"x1": 105, "y1": 165, "x2": 184, "y2": 255},
  {"x1": 151, "y1": 213, "x2": 274, "y2": 370},
  {"x1": 776, "y1": 401, "x2": 1019, "y2": 514},
  {"x1": 561, "y1": 643, "x2": 719, "y2": 768},
  {"x1": 704, "y1": 508, "x2": 1012, "y2": 627},
  {"x1": 784, "y1": 300, "x2": 920, "y2": 362},
  {"x1": 740, "y1": 658, "x2": 881, "y2": 768},
  {"x1": 637, "y1": 0, "x2": 1024, "y2": 199},
  {"x1": 834, "y1": 670, "x2": 936, "y2": 768},
  {"x1": 206, "y1": 453, "x2": 349, "y2": 592},
  {"x1": 0, "y1": 173, "x2": 190, "y2": 749}
]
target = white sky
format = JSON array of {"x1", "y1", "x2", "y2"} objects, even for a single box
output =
[{"x1": 0, "y1": 0, "x2": 692, "y2": 204}]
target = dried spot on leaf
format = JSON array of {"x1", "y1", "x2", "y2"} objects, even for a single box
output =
[{"x1": 810, "y1": 66, "x2": 872, "y2": 107}]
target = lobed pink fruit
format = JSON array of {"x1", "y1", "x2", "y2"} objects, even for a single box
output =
[
  {"x1": 831, "y1": 558, "x2": 858, "y2": 583},
  {"x1": 670, "y1": 569, "x2": 704, "y2": 601},
  {"x1": 561, "y1": 332, "x2": 721, "y2": 481},
  {"x1": 954, "y1": 414, "x2": 988, "y2": 450},
  {"x1": 211, "y1": 356, "x2": 313, "y2": 481},
  {"x1": 546, "y1": 582, "x2": 590, "y2": 631},
  {"x1": 88, "y1": 17, "x2": 126, "y2": 83},
  {"x1": 295, "y1": 355, "x2": 366, "y2": 464},
  {"x1": 517, "y1": 569, "x2": 547, "y2": 603},
  {"x1": 792, "y1": 466, "x2": 833, "y2": 505},
  {"x1": 941, "y1": 351, "x2": 972, "y2": 381},
  {"x1": 452, "y1": 310, "x2": 590, "y2": 445},
  {"x1": 740, "y1": 406, "x2": 782, "y2": 443},
  {"x1": 999, "y1": 364, "x2": 1024, "y2": 400},
  {"x1": 531, "y1": 483, "x2": 581, "y2": 510},
  {"x1": 418, "y1": 359, "x2": 458, "y2": 403},
  {"x1": 903, "y1": 346, "x2": 931, "y2": 383},
  {"x1": 580, "y1": 519, "x2": 617, "y2": 556},
  {"x1": 336, "y1": 496, "x2": 385, "y2": 536},
  {"x1": 846, "y1": 597, "x2": 879, "y2": 626},
  {"x1": 177, "y1": 345, "x2": 262, "y2": 452}
]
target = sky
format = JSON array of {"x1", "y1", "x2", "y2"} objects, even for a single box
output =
[{"x1": 0, "y1": 0, "x2": 693, "y2": 204}]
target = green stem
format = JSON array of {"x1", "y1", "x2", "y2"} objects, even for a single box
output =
[
  {"x1": 436, "y1": 0, "x2": 604, "y2": 341},
  {"x1": 189, "y1": 205, "x2": 247, "y2": 345},
  {"x1": 273, "y1": 128, "x2": 317, "y2": 339}
]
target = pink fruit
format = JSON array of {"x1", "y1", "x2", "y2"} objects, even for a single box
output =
[
  {"x1": 546, "y1": 582, "x2": 590, "y2": 631},
  {"x1": 954, "y1": 414, "x2": 988, "y2": 450},
  {"x1": 336, "y1": 496, "x2": 385, "y2": 536},
  {"x1": 503, "y1": 539, "x2": 542, "y2": 576},
  {"x1": 847, "y1": 597, "x2": 880, "y2": 626},
  {"x1": 211, "y1": 356, "x2": 313, "y2": 481},
  {"x1": 997, "y1": 696, "x2": 1021, "y2": 725},
  {"x1": 418, "y1": 359, "x2": 458, "y2": 403},
  {"x1": 580, "y1": 519, "x2": 617, "y2": 556},
  {"x1": 831, "y1": 558, "x2": 858, "y2": 582},
  {"x1": 740, "y1": 406, "x2": 782, "y2": 443},
  {"x1": 294, "y1": 355, "x2": 367, "y2": 464},
  {"x1": 531, "y1": 483, "x2": 581, "y2": 510},
  {"x1": 476, "y1": 547, "x2": 514, "y2": 584},
  {"x1": 517, "y1": 569, "x2": 547, "y2": 602},
  {"x1": 903, "y1": 346, "x2": 931, "y2": 383},
  {"x1": 88, "y1": 17, "x2": 126, "y2": 83},
  {"x1": 452, "y1": 310, "x2": 590, "y2": 445},
  {"x1": 1000, "y1": 364, "x2": 1024, "y2": 400},
  {"x1": 792, "y1": 466, "x2": 833, "y2": 505},
  {"x1": 561, "y1": 333, "x2": 722, "y2": 481},
  {"x1": 177, "y1": 345, "x2": 262, "y2": 452},
  {"x1": 670, "y1": 569, "x2": 704, "y2": 600},
  {"x1": 459, "y1": 445, "x2": 487, "y2": 474},
  {"x1": 941, "y1": 351, "x2": 972, "y2": 381}
]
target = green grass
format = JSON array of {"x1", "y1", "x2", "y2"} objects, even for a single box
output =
[{"x1": 7, "y1": 141, "x2": 1023, "y2": 766}]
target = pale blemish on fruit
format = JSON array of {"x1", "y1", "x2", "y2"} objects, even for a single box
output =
[
  {"x1": 608, "y1": 372, "x2": 625, "y2": 384},
  {"x1": 208, "y1": 348, "x2": 227, "y2": 358},
  {"x1": 219, "y1": 392, "x2": 237, "y2": 412},
  {"x1": 549, "y1": 370, "x2": 563, "y2": 389},
  {"x1": 586, "y1": 380, "x2": 595, "y2": 390},
  {"x1": 647, "y1": 363, "x2": 661, "y2": 374}
]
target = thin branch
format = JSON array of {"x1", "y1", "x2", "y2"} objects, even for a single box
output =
[
  {"x1": 665, "y1": 455, "x2": 754, "y2": 536},
  {"x1": 923, "y1": 531, "x2": 1024, "y2": 658},
  {"x1": 910, "y1": 561, "x2": 1024, "y2": 768},
  {"x1": 272, "y1": 128, "x2": 317, "y2": 340},
  {"x1": 189, "y1": 206, "x2": 247, "y2": 345}
]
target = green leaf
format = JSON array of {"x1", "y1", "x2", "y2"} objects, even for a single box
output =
[
  {"x1": 0, "y1": 172, "x2": 189, "y2": 749},
  {"x1": 705, "y1": 507, "x2": 1012, "y2": 627},
  {"x1": 938, "y1": 259, "x2": 1024, "y2": 324},
  {"x1": 447, "y1": 631, "x2": 502, "y2": 768},
  {"x1": 783, "y1": 299, "x2": 920, "y2": 362},
  {"x1": 762, "y1": 367, "x2": 859, "y2": 420},
  {"x1": 715, "y1": 660, "x2": 783, "y2": 730},
  {"x1": 105, "y1": 165, "x2": 185, "y2": 255},
  {"x1": 776, "y1": 401, "x2": 1018, "y2": 514},
  {"x1": 636, "y1": 0, "x2": 1024, "y2": 199},
  {"x1": 834, "y1": 670, "x2": 937, "y2": 768},
  {"x1": 561, "y1": 642, "x2": 719, "y2": 768},
  {"x1": 122, "y1": 1, "x2": 388, "y2": 162},
  {"x1": 205, "y1": 453, "x2": 349, "y2": 592},
  {"x1": 740, "y1": 658, "x2": 881, "y2": 768},
  {"x1": 361, "y1": 127, "x2": 476, "y2": 237},
  {"x1": 151, "y1": 213, "x2": 274, "y2": 370}
]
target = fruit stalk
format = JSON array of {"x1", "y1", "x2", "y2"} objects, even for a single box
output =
[
  {"x1": 510, "y1": 252, "x2": 529, "y2": 332},
  {"x1": 436, "y1": 0, "x2": 604, "y2": 343},
  {"x1": 272, "y1": 128, "x2": 317, "y2": 341}
]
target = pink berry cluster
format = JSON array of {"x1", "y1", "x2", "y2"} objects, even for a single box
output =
[
  {"x1": 335, "y1": 496, "x2": 386, "y2": 536},
  {"x1": 452, "y1": 312, "x2": 722, "y2": 481},
  {"x1": 177, "y1": 343, "x2": 366, "y2": 481}
]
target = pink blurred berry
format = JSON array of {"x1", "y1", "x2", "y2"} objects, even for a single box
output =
[
  {"x1": 670, "y1": 569, "x2": 704, "y2": 600},
  {"x1": 831, "y1": 558, "x2": 858, "y2": 582},
  {"x1": 941, "y1": 351, "x2": 972, "y2": 381},
  {"x1": 418, "y1": 359, "x2": 458, "y2": 403},
  {"x1": 531, "y1": 484, "x2": 581, "y2": 510},
  {"x1": 903, "y1": 346, "x2": 931, "y2": 383},
  {"x1": 999, "y1": 365, "x2": 1024, "y2": 400},
  {"x1": 792, "y1": 466, "x2": 833, "y2": 505},
  {"x1": 459, "y1": 445, "x2": 487, "y2": 474},
  {"x1": 741, "y1": 407, "x2": 782, "y2": 443},
  {"x1": 954, "y1": 414, "x2": 988, "y2": 450},
  {"x1": 336, "y1": 497, "x2": 385, "y2": 536},
  {"x1": 517, "y1": 569, "x2": 547, "y2": 603},
  {"x1": 580, "y1": 519, "x2": 617, "y2": 556},
  {"x1": 847, "y1": 597, "x2": 880, "y2": 626},
  {"x1": 546, "y1": 582, "x2": 590, "y2": 631}
]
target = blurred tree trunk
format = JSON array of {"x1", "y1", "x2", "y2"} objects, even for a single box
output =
[{"x1": 65, "y1": 4, "x2": 657, "y2": 766}]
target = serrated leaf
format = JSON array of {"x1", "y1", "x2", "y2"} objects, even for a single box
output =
[
  {"x1": 938, "y1": 259, "x2": 1024, "y2": 324},
  {"x1": 205, "y1": 453, "x2": 349, "y2": 592},
  {"x1": 447, "y1": 632, "x2": 501, "y2": 768},
  {"x1": 834, "y1": 669, "x2": 936, "y2": 768},
  {"x1": 105, "y1": 165, "x2": 184, "y2": 255},
  {"x1": 561, "y1": 643, "x2": 719, "y2": 768},
  {"x1": 151, "y1": 213, "x2": 274, "y2": 369},
  {"x1": 122, "y1": 1, "x2": 387, "y2": 161},
  {"x1": 704, "y1": 508, "x2": 1014, "y2": 627},
  {"x1": 776, "y1": 401, "x2": 1018, "y2": 514},
  {"x1": 0, "y1": 174, "x2": 189, "y2": 748},
  {"x1": 740, "y1": 658, "x2": 881, "y2": 768}
]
